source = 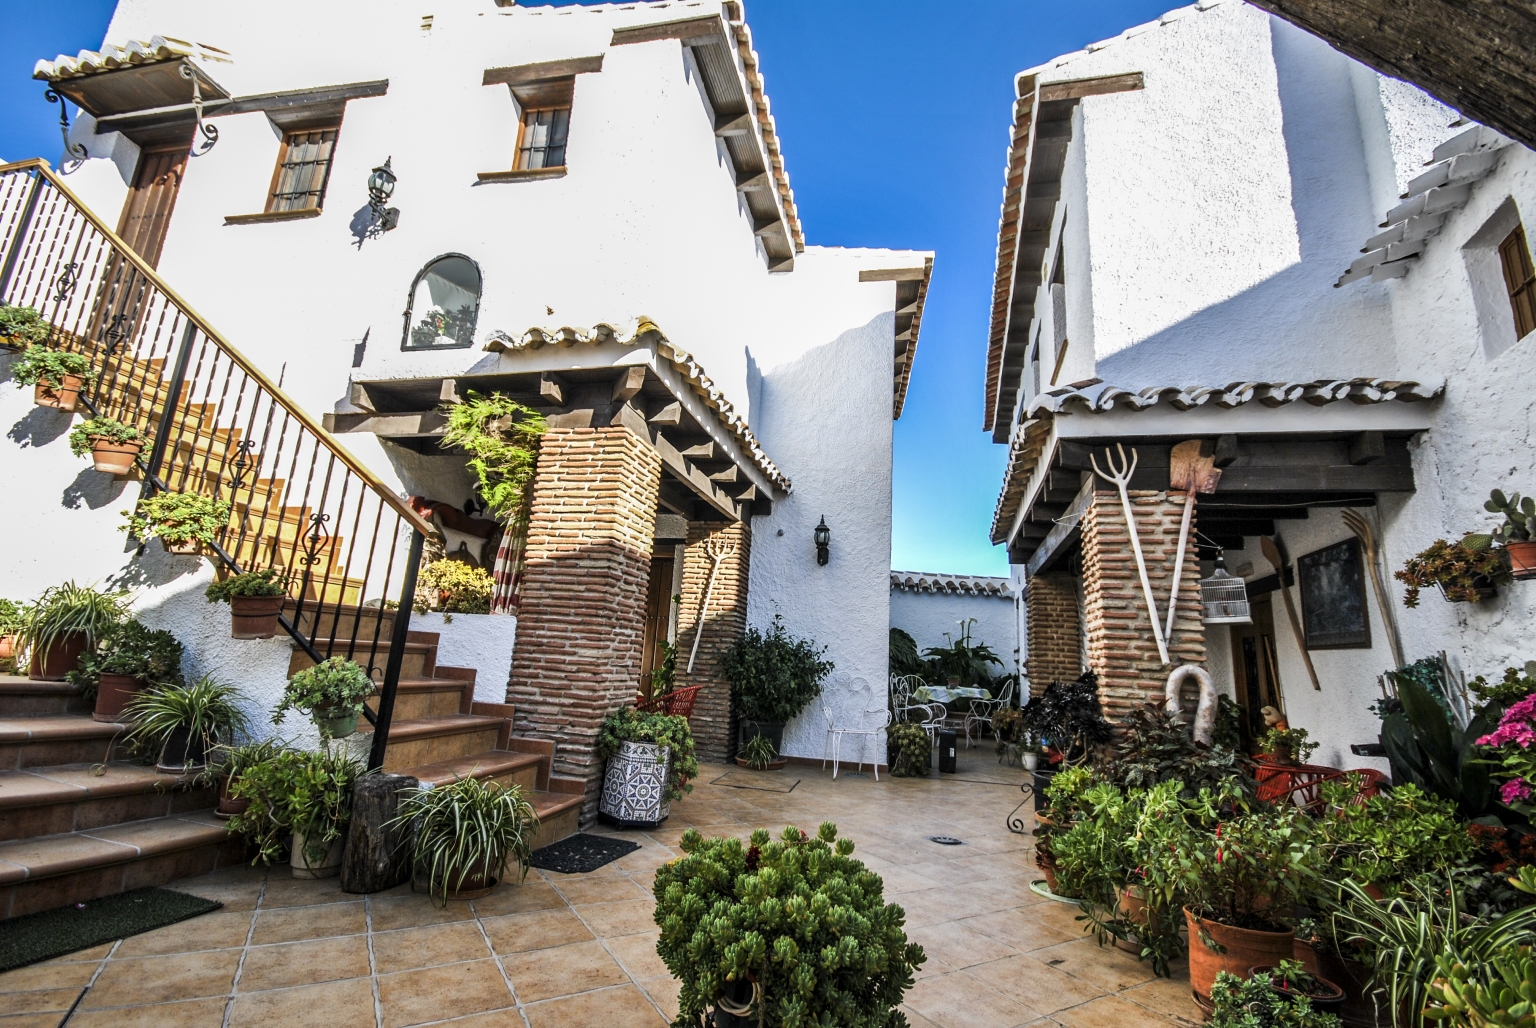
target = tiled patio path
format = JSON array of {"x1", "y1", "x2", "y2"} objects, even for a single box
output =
[{"x1": 0, "y1": 751, "x2": 1199, "y2": 1027}]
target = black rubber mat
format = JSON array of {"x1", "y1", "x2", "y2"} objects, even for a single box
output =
[
  {"x1": 0, "y1": 887, "x2": 222, "y2": 973},
  {"x1": 528, "y1": 832, "x2": 642, "y2": 875}
]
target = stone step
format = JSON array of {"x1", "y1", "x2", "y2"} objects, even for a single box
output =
[
  {"x1": 0, "y1": 676, "x2": 92, "y2": 718},
  {"x1": 0, "y1": 811, "x2": 242, "y2": 919},
  {"x1": 529, "y1": 788, "x2": 585, "y2": 852},
  {"x1": 0, "y1": 763, "x2": 216, "y2": 842},
  {"x1": 288, "y1": 638, "x2": 438, "y2": 680},
  {"x1": 400, "y1": 750, "x2": 543, "y2": 793},
  {"x1": 367, "y1": 676, "x2": 474, "y2": 721},
  {"x1": 0, "y1": 716, "x2": 126, "y2": 770},
  {"x1": 365, "y1": 716, "x2": 509, "y2": 773}
]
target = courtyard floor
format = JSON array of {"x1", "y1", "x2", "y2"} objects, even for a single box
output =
[{"x1": 0, "y1": 749, "x2": 1198, "y2": 1028}]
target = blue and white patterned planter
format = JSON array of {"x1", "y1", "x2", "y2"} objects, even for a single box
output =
[{"x1": 599, "y1": 741, "x2": 671, "y2": 827}]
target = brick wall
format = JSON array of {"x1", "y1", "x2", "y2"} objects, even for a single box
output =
[
  {"x1": 506, "y1": 427, "x2": 661, "y2": 824},
  {"x1": 675, "y1": 519, "x2": 750, "y2": 763},
  {"x1": 1025, "y1": 572, "x2": 1081, "y2": 696},
  {"x1": 1080, "y1": 489, "x2": 1206, "y2": 722}
]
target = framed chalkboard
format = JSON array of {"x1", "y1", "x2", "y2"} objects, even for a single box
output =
[{"x1": 1297, "y1": 538, "x2": 1371, "y2": 649}]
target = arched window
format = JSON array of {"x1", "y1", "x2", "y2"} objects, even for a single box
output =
[{"x1": 401, "y1": 254, "x2": 482, "y2": 350}]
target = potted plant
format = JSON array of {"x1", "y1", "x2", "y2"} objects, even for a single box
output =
[
  {"x1": 1247, "y1": 959, "x2": 1345, "y2": 1014},
  {"x1": 205, "y1": 568, "x2": 289, "y2": 639},
  {"x1": 414, "y1": 559, "x2": 494, "y2": 613},
  {"x1": 1260, "y1": 725, "x2": 1318, "y2": 765},
  {"x1": 735, "y1": 733, "x2": 787, "y2": 771},
  {"x1": 1475, "y1": 692, "x2": 1536, "y2": 817},
  {"x1": 1033, "y1": 763, "x2": 1099, "y2": 897},
  {"x1": 204, "y1": 737, "x2": 286, "y2": 819},
  {"x1": 274, "y1": 656, "x2": 375, "y2": 740},
  {"x1": 1395, "y1": 537, "x2": 1512, "y2": 605},
  {"x1": 722, "y1": 614, "x2": 834, "y2": 752},
  {"x1": 388, "y1": 776, "x2": 539, "y2": 904},
  {"x1": 19, "y1": 582, "x2": 130, "y2": 682},
  {"x1": 122, "y1": 675, "x2": 249, "y2": 774},
  {"x1": 653, "y1": 823, "x2": 925, "y2": 1027},
  {"x1": 67, "y1": 416, "x2": 144, "y2": 475},
  {"x1": 1021, "y1": 672, "x2": 1115, "y2": 766},
  {"x1": 11, "y1": 343, "x2": 92, "y2": 410},
  {"x1": 0, "y1": 598, "x2": 27, "y2": 668},
  {"x1": 596, "y1": 707, "x2": 699, "y2": 826},
  {"x1": 887, "y1": 721, "x2": 932, "y2": 777},
  {"x1": 226, "y1": 746, "x2": 363, "y2": 877},
  {"x1": 1426, "y1": 944, "x2": 1536, "y2": 1028},
  {"x1": 1208, "y1": 969, "x2": 1341, "y2": 1028},
  {"x1": 69, "y1": 619, "x2": 184, "y2": 722},
  {"x1": 0, "y1": 303, "x2": 50, "y2": 348},
  {"x1": 1485, "y1": 489, "x2": 1536, "y2": 580},
  {"x1": 1311, "y1": 780, "x2": 1475, "y2": 901},
  {"x1": 121, "y1": 492, "x2": 232, "y2": 556}
]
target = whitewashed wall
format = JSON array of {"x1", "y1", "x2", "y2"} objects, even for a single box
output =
[{"x1": 888, "y1": 586, "x2": 1020, "y2": 678}]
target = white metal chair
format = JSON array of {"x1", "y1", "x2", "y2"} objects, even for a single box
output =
[
  {"x1": 965, "y1": 678, "x2": 1015, "y2": 749},
  {"x1": 822, "y1": 675, "x2": 891, "y2": 780},
  {"x1": 889, "y1": 674, "x2": 944, "y2": 741}
]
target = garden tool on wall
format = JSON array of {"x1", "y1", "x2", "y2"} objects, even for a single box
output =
[
  {"x1": 1163, "y1": 440, "x2": 1223, "y2": 643},
  {"x1": 1342, "y1": 507, "x2": 1405, "y2": 669},
  {"x1": 1091, "y1": 443, "x2": 1171, "y2": 665},
  {"x1": 686, "y1": 535, "x2": 739, "y2": 673},
  {"x1": 1258, "y1": 534, "x2": 1322, "y2": 691}
]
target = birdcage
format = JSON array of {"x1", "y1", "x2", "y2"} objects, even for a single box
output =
[{"x1": 1200, "y1": 555, "x2": 1252, "y2": 624}]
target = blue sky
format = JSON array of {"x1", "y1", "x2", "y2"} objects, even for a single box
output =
[{"x1": 3, "y1": 0, "x2": 1176, "y2": 577}]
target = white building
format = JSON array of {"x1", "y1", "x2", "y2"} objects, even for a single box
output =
[
  {"x1": 985, "y1": 0, "x2": 1536, "y2": 770},
  {"x1": 888, "y1": 571, "x2": 1021, "y2": 683}
]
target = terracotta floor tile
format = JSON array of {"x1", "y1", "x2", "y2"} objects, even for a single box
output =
[
  {"x1": 909, "y1": 920, "x2": 1021, "y2": 970},
  {"x1": 470, "y1": 881, "x2": 565, "y2": 917},
  {"x1": 421, "y1": 1008, "x2": 527, "y2": 1026},
  {"x1": 114, "y1": 909, "x2": 256, "y2": 956},
  {"x1": 1119, "y1": 976, "x2": 1206, "y2": 1026},
  {"x1": 960, "y1": 909, "x2": 1085, "y2": 952},
  {"x1": 902, "y1": 969, "x2": 1042, "y2": 1028},
  {"x1": 638, "y1": 976, "x2": 680, "y2": 1022},
  {"x1": 1055, "y1": 994, "x2": 1177, "y2": 1028},
  {"x1": 572, "y1": 898, "x2": 658, "y2": 939},
  {"x1": 65, "y1": 996, "x2": 230, "y2": 1027},
  {"x1": 255, "y1": 874, "x2": 350, "y2": 909},
  {"x1": 235, "y1": 934, "x2": 371, "y2": 992},
  {"x1": 0, "y1": 1015, "x2": 71, "y2": 1028},
  {"x1": 81, "y1": 950, "x2": 241, "y2": 1008},
  {"x1": 482, "y1": 906, "x2": 593, "y2": 955},
  {"x1": 372, "y1": 920, "x2": 493, "y2": 974},
  {"x1": 550, "y1": 874, "x2": 651, "y2": 906},
  {"x1": 226, "y1": 977, "x2": 377, "y2": 1028},
  {"x1": 1033, "y1": 939, "x2": 1161, "y2": 994},
  {"x1": 603, "y1": 931, "x2": 671, "y2": 981},
  {"x1": 34, "y1": 942, "x2": 113, "y2": 965},
  {"x1": 0, "y1": 987, "x2": 82, "y2": 1014},
  {"x1": 500, "y1": 940, "x2": 629, "y2": 1004},
  {"x1": 0, "y1": 958, "x2": 97, "y2": 992},
  {"x1": 523, "y1": 984, "x2": 668, "y2": 1027},
  {"x1": 368, "y1": 891, "x2": 476, "y2": 931},
  {"x1": 963, "y1": 954, "x2": 1109, "y2": 1015},
  {"x1": 249, "y1": 900, "x2": 366, "y2": 944},
  {"x1": 377, "y1": 958, "x2": 515, "y2": 1028}
]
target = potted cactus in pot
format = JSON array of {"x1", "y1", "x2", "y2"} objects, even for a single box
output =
[
  {"x1": 275, "y1": 657, "x2": 375, "y2": 740},
  {"x1": 11, "y1": 343, "x2": 92, "y2": 410},
  {"x1": 206, "y1": 568, "x2": 289, "y2": 639},
  {"x1": 1485, "y1": 488, "x2": 1536, "y2": 580},
  {"x1": 68, "y1": 416, "x2": 145, "y2": 475}
]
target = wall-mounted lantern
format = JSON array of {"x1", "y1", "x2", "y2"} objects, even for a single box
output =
[
  {"x1": 1200, "y1": 554, "x2": 1252, "y2": 624},
  {"x1": 367, "y1": 157, "x2": 400, "y2": 231},
  {"x1": 814, "y1": 515, "x2": 830, "y2": 566}
]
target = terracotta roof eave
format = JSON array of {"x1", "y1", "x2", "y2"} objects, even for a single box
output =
[{"x1": 890, "y1": 571, "x2": 1014, "y2": 597}]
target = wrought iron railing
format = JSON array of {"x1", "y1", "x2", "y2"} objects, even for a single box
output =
[{"x1": 0, "y1": 158, "x2": 430, "y2": 770}]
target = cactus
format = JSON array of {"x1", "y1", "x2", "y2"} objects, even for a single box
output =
[
  {"x1": 1485, "y1": 490, "x2": 1536, "y2": 543},
  {"x1": 1424, "y1": 946, "x2": 1536, "y2": 1028}
]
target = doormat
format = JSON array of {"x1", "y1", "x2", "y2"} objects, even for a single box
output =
[
  {"x1": 709, "y1": 771, "x2": 800, "y2": 793},
  {"x1": 529, "y1": 833, "x2": 642, "y2": 875},
  {"x1": 0, "y1": 887, "x2": 222, "y2": 973}
]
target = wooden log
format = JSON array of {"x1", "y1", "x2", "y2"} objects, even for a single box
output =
[{"x1": 341, "y1": 773, "x2": 419, "y2": 894}]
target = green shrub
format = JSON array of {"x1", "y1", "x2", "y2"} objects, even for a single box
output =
[
  {"x1": 275, "y1": 657, "x2": 375, "y2": 740},
  {"x1": 122, "y1": 493, "x2": 231, "y2": 546},
  {"x1": 887, "y1": 722, "x2": 931, "y2": 777},
  {"x1": 1103, "y1": 702, "x2": 1247, "y2": 796},
  {"x1": 67, "y1": 417, "x2": 142, "y2": 457},
  {"x1": 1315, "y1": 781, "x2": 1477, "y2": 890},
  {"x1": 205, "y1": 569, "x2": 288, "y2": 603},
  {"x1": 226, "y1": 747, "x2": 363, "y2": 866},
  {"x1": 414, "y1": 559, "x2": 492, "y2": 613},
  {"x1": 10, "y1": 344, "x2": 92, "y2": 388},
  {"x1": 723, "y1": 615, "x2": 833, "y2": 725},
  {"x1": 654, "y1": 823, "x2": 925, "y2": 1028},
  {"x1": 597, "y1": 707, "x2": 699, "y2": 801},
  {"x1": 0, "y1": 598, "x2": 28, "y2": 636},
  {"x1": 67, "y1": 619, "x2": 184, "y2": 695},
  {"x1": 390, "y1": 776, "x2": 539, "y2": 906},
  {"x1": 889, "y1": 627, "x2": 924, "y2": 678},
  {"x1": 1208, "y1": 969, "x2": 1341, "y2": 1028},
  {"x1": 0, "y1": 304, "x2": 49, "y2": 346}
]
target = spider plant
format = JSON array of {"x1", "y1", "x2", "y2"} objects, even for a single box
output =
[
  {"x1": 195, "y1": 736, "x2": 288, "y2": 790},
  {"x1": 1327, "y1": 875, "x2": 1536, "y2": 1027},
  {"x1": 741, "y1": 733, "x2": 777, "y2": 770},
  {"x1": 388, "y1": 776, "x2": 540, "y2": 906},
  {"x1": 20, "y1": 582, "x2": 130, "y2": 654},
  {"x1": 122, "y1": 675, "x2": 250, "y2": 770}
]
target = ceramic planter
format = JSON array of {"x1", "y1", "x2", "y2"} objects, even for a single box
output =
[
  {"x1": 1022, "y1": 751, "x2": 1039, "y2": 771},
  {"x1": 89, "y1": 437, "x2": 142, "y2": 475},
  {"x1": 30, "y1": 632, "x2": 88, "y2": 682},
  {"x1": 291, "y1": 829, "x2": 344, "y2": 879},
  {"x1": 229, "y1": 595, "x2": 285, "y2": 639},
  {"x1": 215, "y1": 776, "x2": 249, "y2": 820},
  {"x1": 34, "y1": 375, "x2": 84, "y2": 411},
  {"x1": 1250, "y1": 964, "x2": 1345, "y2": 1014},
  {"x1": 315, "y1": 706, "x2": 360, "y2": 739},
  {"x1": 599, "y1": 740, "x2": 671, "y2": 827},
  {"x1": 1185, "y1": 908, "x2": 1294, "y2": 1007},
  {"x1": 94, "y1": 672, "x2": 143, "y2": 723},
  {"x1": 1506, "y1": 540, "x2": 1536, "y2": 580},
  {"x1": 156, "y1": 727, "x2": 212, "y2": 775}
]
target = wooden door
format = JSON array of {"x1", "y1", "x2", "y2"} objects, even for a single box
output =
[
  {"x1": 638, "y1": 554, "x2": 675, "y2": 701},
  {"x1": 117, "y1": 148, "x2": 188, "y2": 269},
  {"x1": 1229, "y1": 594, "x2": 1283, "y2": 749}
]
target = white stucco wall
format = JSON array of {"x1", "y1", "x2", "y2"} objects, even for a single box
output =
[
  {"x1": 410, "y1": 611, "x2": 515, "y2": 705},
  {"x1": 888, "y1": 586, "x2": 1020, "y2": 678}
]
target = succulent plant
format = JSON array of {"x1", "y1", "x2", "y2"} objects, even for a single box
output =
[
  {"x1": 1424, "y1": 945, "x2": 1536, "y2": 1028},
  {"x1": 1486, "y1": 489, "x2": 1536, "y2": 544}
]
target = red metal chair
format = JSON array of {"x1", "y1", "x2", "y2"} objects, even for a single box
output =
[
  {"x1": 1254, "y1": 758, "x2": 1388, "y2": 812},
  {"x1": 637, "y1": 684, "x2": 704, "y2": 721}
]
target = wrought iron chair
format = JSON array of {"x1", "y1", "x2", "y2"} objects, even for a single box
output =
[
  {"x1": 822, "y1": 675, "x2": 891, "y2": 780},
  {"x1": 1253, "y1": 758, "x2": 1387, "y2": 812},
  {"x1": 637, "y1": 684, "x2": 704, "y2": 722},
  {"x1": 964, "y1": 678, "x2": 1014, "y2": 749},
  {"x1": 889, "y1": 674, "x2": 944, "y2": 741}
]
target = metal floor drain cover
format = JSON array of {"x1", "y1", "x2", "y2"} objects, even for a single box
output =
[{"x1": 928, "y1": 836, "x2": 964, "y2": 846}]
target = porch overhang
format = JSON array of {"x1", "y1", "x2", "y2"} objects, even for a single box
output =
[
  {"x1": 994, "y1": 378, "x2": 1443, "y2": 571},
  {"x1": 327, "y1": 320, "x2": 787, "y2": 523}
]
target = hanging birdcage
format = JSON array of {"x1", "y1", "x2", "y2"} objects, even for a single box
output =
[{"x1": 1200, "y1": 555, "x2": 1252, "y2": 624}]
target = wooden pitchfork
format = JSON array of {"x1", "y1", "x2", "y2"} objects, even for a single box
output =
[
  {"x1": 1091, "y1": 444, "x2": 1170, "y2": 665},
  {"x1": 686, "y1": 535, "x2": 739, "y2": 673}
]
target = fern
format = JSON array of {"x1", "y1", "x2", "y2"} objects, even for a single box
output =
[{"x1": 438, "y1": 392, "x2": 546, "y2": 522}]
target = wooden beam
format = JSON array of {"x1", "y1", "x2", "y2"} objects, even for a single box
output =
[
  {"x1": 859, "y1": 267, "x2": 927, "y2": 283},
  {"x1": 539, "y1": 373, "x2": 565, "y2": 405},
  {"x1": 1027, "y1": 477, "x2": 1094, "y2": 577},
  {"x1": 1349, "y1": 430, "x2": 1386, "y2": 465},
  {"x1": 348, "y1": 382, "x2": 379, "y2": 413},
  {"x1": 714, "y1": 113, "x2": 753, "y2": 137},
  {"x1": 438, "y1": 379, "x2": 459, "y2": 404},
  {"x1": 616, "y1": 404, "x2": 739, "y2": 521},
  {"x1": 611, "y1": 366, "x2": 646, "y2": 403},
  {"x1": 735, "y1": 172, "x2": 771, "y2": 193},
  {"x1": 1213, "y1": 435, "x2": 1241, "y2": 468},
  {"x1": 1039, "y1": 71, "x2": 1145, "y2": 103},
  {"x1": 325, "y1": 411, "x2": 447, "y2": 437},
  {"x1": 649, "y1": 401, "x2": 682, "y2": 426},
  {"x1": 679, "y1": 441, "x2": 716, "y2": 459},
  {"x1": 708, "y1": 466, "x2": 739, "y2": 484}
]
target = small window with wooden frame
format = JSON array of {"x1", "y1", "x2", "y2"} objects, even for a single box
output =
[
  {"x1": 266, "y1": 124, "x2": 339, "y2": 213},
  {"x1": 479, "y1": 57, "x2": 602, "y2": 182},
  {"x1": 1499, "y1": 223, "x2": 1536, "y2": 339}
]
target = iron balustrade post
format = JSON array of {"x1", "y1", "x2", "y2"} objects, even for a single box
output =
[
  {"x1": 0, "y1": 169, "x2": 44, "y2": 302},
  {"x1": 139, "y1": 319, "x2": 198, "y2": 504},
  {"x1": 368, "y1": 528, "x2": 424, "y2": 772}
]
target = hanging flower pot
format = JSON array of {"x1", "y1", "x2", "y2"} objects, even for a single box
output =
[
  {"x1": 11, "y1": 345, "x2": 92, "y2": 412},
  {"x1": 1504, "y1": 540, "x2": 1536, "y2": 580},
  {"x1": 164, "y1": 538, "x2": 207, "y2": 556},
  {"x1": 34, "y1": 374, "x2": 85, "y2": 412},
  {"x1": 94, "y1": 672, "x2": 143, "y2": 723},
  {"x1": 315, "y1": 705, "x2": 360, "y2": 740},
  {"x1": 229, "y1": 595, "x2": 285, "y2": 639},
  {"x1": 89, "y1": 437, "x2": 144, "y2": 475}
]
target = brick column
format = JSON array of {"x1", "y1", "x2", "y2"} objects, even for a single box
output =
[
  {"x1": 1025, "y1": 572, "x2": 1082, "y2": 697},
  {"x1": 507, "y1": 427, "x2": 662, "y2": 823},
  {"x1": 1080, "y1": 489, "x2": 1205, "y2": 722},
  {"x1": 675, "y1": 519, "x2": 750, "y2": 763}
]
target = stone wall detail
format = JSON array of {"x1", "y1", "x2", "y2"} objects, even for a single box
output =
[
  {"x1": 1025, "y1": 572, "x2": 1082, "y2": 695},
  {"x1": 675, "y1": 519, "x2": 751, "y2": 762}
]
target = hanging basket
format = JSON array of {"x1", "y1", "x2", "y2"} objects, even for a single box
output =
[{"x1": 1200, "y1": 556, "x2": 1252, "y2": 624}]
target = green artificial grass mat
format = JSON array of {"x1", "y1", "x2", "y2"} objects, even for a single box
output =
[{"x1": 0, "y1": 887, "x2": 223, "y2": 973}]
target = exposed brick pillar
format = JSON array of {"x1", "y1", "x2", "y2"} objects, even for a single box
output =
[
  {"x1": 1025, "y1": 572, "x2": 1082, "y2": 696},
  {"x1": 507, "y1": 427, "x2": 661, "y2": 824},
  {"x1": 675, "y1": 519, "x2": 750, "y2": 763},
  {"x1": 1080, "y1": 489, "x2": 1206, "y2": 723}
]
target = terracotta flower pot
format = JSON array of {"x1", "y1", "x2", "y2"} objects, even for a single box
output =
[
  {"x1": 215, "y1": 776, "x2": 249, "y2": 820},
  {"x1": 89, "y1": 436, "x2": 143, "y2": 475},
  {"x1": 1118, "y1": 885, "x2": 1150, "y2": 926},
  {"x1": 229, "y1": 594, "x2": 285, "y2": 639},
  {"x1": 163, "y1": 538, "x2": 207, "y2": 557},
  {"x1": 1185, "y1": 908, "x2": 1294, "y2": 1006},
  {"x1": 1251, "y1": 964, "x2": 1346, "y2": 1014},
  {"x1": 0, "y1": 635, "x2": 15, "y2": 661},
  {"x1": 34, "y1": 374, "x2": 84, "y2": 411},
  {"x1": 29, "y1": 632, "x2": 88, "y2": 682},
  {"x1": 1293, "y1": 937, "x2": 1396, "y2": 1028},
  {"x1": 413, "y1": 868, "x2": 499, "y2": 901},
  {"x1": 733, "y1": 755, "x2": 789, "y2": 771},
  {"x1": 94, "y1": 672, "x2": 143, "y2": 723},
  {"x1": 1506, "y1": 540, "x2": 1536, "y2": 581}
]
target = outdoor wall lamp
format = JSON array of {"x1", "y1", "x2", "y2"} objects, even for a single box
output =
[
  {"x1": 814, "y1": 515, "x2": 830, "y2": 566},
  {"x1": 367, "y1": 157, "x2": 400, "y2": 231}
]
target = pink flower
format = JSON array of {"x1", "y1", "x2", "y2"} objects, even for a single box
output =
[
  {"x1": 1478, "y1": 695, "x2": 1536, "y2": 750},
  {"x1": 1499, "y1": 778, "x2": 1532, "y2": 805}
]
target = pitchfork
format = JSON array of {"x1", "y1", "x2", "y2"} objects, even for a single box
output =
[
  {"x1": 1090, "y1": 443, "x2": 1171, "y2": 665},
  {"x1": 686, "y1": 535, "x2": 739, "y2": 673}
]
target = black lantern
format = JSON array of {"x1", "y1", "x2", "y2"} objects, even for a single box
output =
[
  {"x1": 814, "y1": 515, "x2": 830, "y2": 566},
  {"x1": 367, "y1": 157, "x2": 400, "y2": 230}
]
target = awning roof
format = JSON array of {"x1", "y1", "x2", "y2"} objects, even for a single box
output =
[
  {"x1": 890, "y1": 571, "x2": 1013, "y2": 597},
  {"x1": 33, "y1": 36, "x2": 231, "y2": 119}
]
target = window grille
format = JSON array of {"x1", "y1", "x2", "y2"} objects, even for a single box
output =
[
  {"x1": 1499, "y1": 224, "x2": 1536, "y2": 339},
  {"x1": 267, "y1": 128, "x2": 338, "y2": 213},
  {"x1": 517, "y1": 107, "x2": 570, "y2": 170}
]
